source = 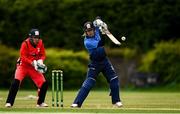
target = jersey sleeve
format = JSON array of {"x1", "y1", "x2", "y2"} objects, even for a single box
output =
[
  {"x1": 20, "y1": 41, "x2": 32, "y2": 64},
  {"x1": 95, "y1": 27, "x2": 101, "y2": 41},
  {"x1": 39, "y1": 40, "x2": 46, "y2": 61},
  {"x1": 84, "y1": 38, "x2": 99, "y2": 53}
]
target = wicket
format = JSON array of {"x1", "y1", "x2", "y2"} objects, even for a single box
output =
[{"x1": 52, "y1": 70, "x2": 63, "y2": 107}]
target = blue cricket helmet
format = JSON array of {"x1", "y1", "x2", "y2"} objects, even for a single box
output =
[{"x1": 83, "y1": 21, "x2": 95, "y2": 32}]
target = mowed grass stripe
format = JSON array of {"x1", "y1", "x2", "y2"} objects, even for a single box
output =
[
  {"x1": 1, "y1": 113, "x2": 180, "y2": 114},
  {"x1": 0, "y1": 90, "x2": 180, "y2": 113}
]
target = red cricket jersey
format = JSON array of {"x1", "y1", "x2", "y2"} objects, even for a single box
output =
[{"x1": 20, "y1": 38, "x2": 46, "y2": 66}]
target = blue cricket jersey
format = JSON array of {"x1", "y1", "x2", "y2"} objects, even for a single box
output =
[
  {"x1": 84, "y1": 27, "x2": 106, "y2": 61},
  {"x1": 84, "y1": 27, "x2": 101, "y2": 54}
]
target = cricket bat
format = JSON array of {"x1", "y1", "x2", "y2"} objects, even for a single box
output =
[{"x1": 103, "y1": 29, "x2": 121, "y2": 46}]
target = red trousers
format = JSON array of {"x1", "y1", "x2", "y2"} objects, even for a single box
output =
[{"x1": 15, "y1": 64, "x2": 46, "y2": 88}]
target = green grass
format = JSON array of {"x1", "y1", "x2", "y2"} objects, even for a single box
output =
[{"x1": 0, "y1": 90, "x2": 180, "y2": 113}]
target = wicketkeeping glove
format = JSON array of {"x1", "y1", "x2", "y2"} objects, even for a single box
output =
[
  {"x1": 32, "y1": 60, "x2": 47, "y2": 73},
  {"x1": 32, "y1": 60, "x2": 38, "y2": 71},
  {"x1": 37, "y1": 59, "x2": 47, "y2": 73},
  {"x1": 37, "y1": 63, "x2": 47, "y2": 73}
]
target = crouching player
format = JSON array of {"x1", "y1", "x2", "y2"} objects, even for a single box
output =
[
  {"x1": 71, "y1": 17, "x2": 123, "y2": 108},
  {"x1": 5, "y1": 29, "x2": 48, "y2": 107}
]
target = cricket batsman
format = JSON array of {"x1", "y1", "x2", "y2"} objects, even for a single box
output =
[
  {"x1": 71, "y1": 17, "x2": 123, "y2": 108},
  {"x1": 5, "y1": 29, "x2": 48, "y2": 107}
]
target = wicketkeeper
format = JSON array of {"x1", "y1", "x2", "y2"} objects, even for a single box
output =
[
  {"x1": 71, "y1": 17, "x2": 123, "y2": 108},
  {"x1": 5, "y1": 29, "x2": 48, "y2": 107}
]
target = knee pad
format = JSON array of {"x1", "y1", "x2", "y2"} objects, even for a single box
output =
[
  {"x1": 82, "y1": 78, "x2": 96, "y2": 90},
  {"x1": 110, "y1": 77, "x2": 119, "y2": 89}
]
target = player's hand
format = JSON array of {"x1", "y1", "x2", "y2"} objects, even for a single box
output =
[
  {"x1": 93, "y1": 17, "x2": 108, "y2": 32},
  {"x1": 93, "y1": 19, "x2": 104, "y2": 27},
  {"x1": 101, "y1": 22, "x2": 108, "y2": 30},
  {"x1": 37, "y1": 59, "x2": 43, "y2": 65},
  {"x1": 37, "y1": 63, "x2": 47, "y2": 73},
  {"x1": 32, "y1": 60, "x2": 38, "y2": 71},
  {"x1": 37, "y1": 59, "x2": 47, "y2": 73}
]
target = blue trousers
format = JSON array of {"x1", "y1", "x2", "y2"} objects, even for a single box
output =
[{"x1": 73, "y1": 57, "x2": 121, "y2": 107}]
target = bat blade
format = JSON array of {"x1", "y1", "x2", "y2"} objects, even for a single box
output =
[{"x1": 104, "y1": 30, "x2": 121, "y2": 45}]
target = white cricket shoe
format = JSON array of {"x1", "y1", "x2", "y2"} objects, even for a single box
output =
[
  {"x1": 114, "y1": 101, "x2": 123, "y2": 107},
  {"x1": 71, "y1": 103, "x2": 79, "y2": 108},
  {"x1": 5, "y1": 103, "x2": 12, "y2": 108},
  {"x1": 36, "y1": 102, "x2": 48, "y2": 107}
]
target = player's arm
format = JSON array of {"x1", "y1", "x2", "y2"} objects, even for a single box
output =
[
  {"x1": 20, "y1": 41, "x2": 32, "y2": 64},
  {"x1": 36, "y1": 40, "x2": 47, "y2": 73},
  {"x1": 20, "y1": 42, "x2": 39, "y2": 72},
  {"x1": 38, "y1": 39, "x2": 46, "y2": 61},
  {"x1": 94, "y1": 16, "x2": 121, "y2": 46}
]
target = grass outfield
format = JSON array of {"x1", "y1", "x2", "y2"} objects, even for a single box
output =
[{"x1": 0, "y1": 90, "x2": 180, "y2": 113}]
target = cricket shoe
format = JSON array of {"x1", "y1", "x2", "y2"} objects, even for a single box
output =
[
  {"x1": 71, "y1": 103, "x2": 80, "y2": 108},
  {"x1": 5, "y1": 103, "x2": 12, "y2": 108},
  {"x1": 113, "y1": 102, "x2": 123, "y2": 107},
  {"x1": 36, "y1": 102, "x2": 48, "y2": 107}
]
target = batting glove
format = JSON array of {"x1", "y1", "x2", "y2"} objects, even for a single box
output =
[
  {"x1": 93, "y1": 18, "x2": 108, "y2": 34},
  {"x1": 101, "y1": 22, "x2": 108, "y2": 30},
  {"x1": 93, "y1": 19, "x2": 104, "y2": 27}
]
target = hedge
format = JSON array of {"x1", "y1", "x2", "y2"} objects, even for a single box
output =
[{"x1": 138, "y1": 40, "x2": 180, "y2": 85}]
